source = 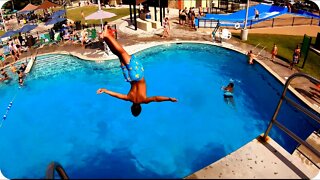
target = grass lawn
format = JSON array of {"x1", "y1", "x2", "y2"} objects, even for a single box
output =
[
  {"x1": 66, "y1": 6, "x2": 130, "y2": 25},
  {"x1": 233, "y1": 34, "x2": 320, "y2": 79}
]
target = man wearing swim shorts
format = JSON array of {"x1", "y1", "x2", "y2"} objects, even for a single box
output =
[
  {"x1": 0, "y1": 69, "x2": 10, "y2": 82},
  {"x1": 97, "y1": 27, "x2": 178, "y2": 117}
]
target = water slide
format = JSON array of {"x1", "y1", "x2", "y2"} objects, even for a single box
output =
[{"x1": 195, "y1": 4, "x2": 289, "y2": 28}]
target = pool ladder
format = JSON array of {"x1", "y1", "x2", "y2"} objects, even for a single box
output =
[
  {"x1": 261, "y1": 72, "x2": 320, "y2": 168},
  {"x1": 45, "y1": 162, "x2": 69, "y2": 179}
]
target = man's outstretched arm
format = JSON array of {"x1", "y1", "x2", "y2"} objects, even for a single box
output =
[
  {"x1": 143, "y1": 96, "x2": 178, "y2": 104},
  {"x1": 97, "y1": 88, "x2": 129, "y2": 101}
]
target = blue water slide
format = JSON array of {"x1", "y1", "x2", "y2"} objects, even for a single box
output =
[
  {"x1": 292, "y1": 9, "x2": 320, "y2": 19},
  {"x1": 195, "y1": 4, "x2": 288, "y2": 28}
]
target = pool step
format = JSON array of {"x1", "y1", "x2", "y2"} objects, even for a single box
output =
[
  {"x1": 292, "y1": 131, "x2": 320, "y2": 172},
  {"x1": 36, "y1": 55, "x2": 65, "y2": 62},
  {"x1": 27, "y1": 55, "x2": 84, "y2": 80},
  {"x1": 185, "y1": 135, "x2": 319, "y2": 179}
]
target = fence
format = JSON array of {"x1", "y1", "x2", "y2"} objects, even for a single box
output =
[{"x1": 198, "y1": 16, "x2": 320, "y2": 29}]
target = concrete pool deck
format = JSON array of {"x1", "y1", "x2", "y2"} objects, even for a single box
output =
[
  {"x1": 1, "y1": 13, "x2": 319, "y2": 179},
  {"x1": 185, "y1": 134, "x2": 320, "y2": 179}
]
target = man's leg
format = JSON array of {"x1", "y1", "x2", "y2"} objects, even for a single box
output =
[{"x1": 102, "y1": 33, "x2": 131, "y2": 65}]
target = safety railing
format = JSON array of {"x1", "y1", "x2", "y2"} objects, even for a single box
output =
[
  {"x1": 262, "y1": 73, "x2": 320, "y2": 167},
  {"x1": 198, "y1": 19, "x2": 220, "y2": 28},
  {"x1": 45, "y1": 162, "x2": 69, "y2": 179},
  {"x1": 197, "y1": 16, "x2": 319, "y2": 29}
]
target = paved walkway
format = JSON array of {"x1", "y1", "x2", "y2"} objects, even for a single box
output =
[{"x1": 2, "y1": 14, "x2": 320, "y2": 114}]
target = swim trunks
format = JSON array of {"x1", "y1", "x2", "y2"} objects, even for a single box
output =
[
  {"x1": 121, "y1": 55, "x2": 144, "y2": 82},
  {"x1": 224, "y1": 91, "x2": 233, "y2": 98}
]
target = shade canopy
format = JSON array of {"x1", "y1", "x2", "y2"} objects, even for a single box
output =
[
  {"x1": 49, "y1": 10, "x2": 66, "y2": 18},
  {"x1": 18, "y1": 3, "x2": 38, "y2": 13},
  {"x1": 35, "y1": 0, "x2": 60, "y2": 10},
  {"x1": 19, "y1": 24, "x2": 38, "y2": 33},
  {"x1": 85, "y1": 10, "x2": 116, "y2": 20},
  {"x1": 45, "y1": 18, "x2": 66, "y2": 26},
  {"x1": 0, "y1": 30, "x2": 18, "y2": 38},
  {"x1": 136, "y1": 0, "x2": 147, "y2": 5}
]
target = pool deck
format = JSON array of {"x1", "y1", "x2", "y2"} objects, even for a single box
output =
[
  {"x1": 2, "y1": 13, "x2": 319, "y2": 178},
  {"x1": 185, "y1": 134, "x2": 320, "y2": 179}
]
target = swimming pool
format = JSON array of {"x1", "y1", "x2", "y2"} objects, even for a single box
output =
[{"x1": 0, "y1": 43, "x2": 318, "y2": 178}]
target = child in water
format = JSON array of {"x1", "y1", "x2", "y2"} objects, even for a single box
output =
[{"x1": 223, "y1": 82, "x2": 234, "y2": 98}]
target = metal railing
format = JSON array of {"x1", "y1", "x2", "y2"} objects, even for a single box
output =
[
  {"x1": 262, "y1": 73, "x2": 320, "y2": 167},
  {"x1": 197, "y1": 16, "x2": 320, "y2": 29},
  {"x1": 45, "y1": 162, "x2": 69, "y2": 179},
  {"x1": 198, "y1": 19, "x2": 220, "y2": 28}
]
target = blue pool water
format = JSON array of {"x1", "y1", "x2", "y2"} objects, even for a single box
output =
[{"x1": 0, "y1": 43, "x2": 318, "y2": 178}]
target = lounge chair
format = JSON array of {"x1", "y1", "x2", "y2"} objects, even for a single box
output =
[
  {"x1": 54, "y1": 32, "x2": 62, "y2": 42},
  {"x1": 39, "y1": 33, "x2": 53, "y2": 46},
  {"x1": 86, "y1": 28, "x2": 97, "y2": 43},
  {"x1": 89, "y1": 28, "x2": 97, "y2": 40},
  {"x1": 2, "y1": 45, "x2": 10, "y2": 57}
]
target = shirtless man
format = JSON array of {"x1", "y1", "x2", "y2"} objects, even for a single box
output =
[
  {"x1": 0, "y1": 69, "x2": 10, "y2": 82},
  {"x1": 271, "y1": 43, "x2": 278, "y2": 61},
  {"x1": 247, "y1": 50, "x2": 255, "y2": 64},
  {"x1": 254, "y1": 8, "x2": 259, "y2": 20},
  {"x1": 97, "y1": 27, "x2": 178, "y2": 117},
  {"x1": 223, "y1": 82, "x2": 234, "y2": 98},
  {"x1": 10, "y1": 64, "x2": 17, "y2": 73}
]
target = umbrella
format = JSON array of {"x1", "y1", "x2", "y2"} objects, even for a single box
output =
[
  {"x1": 0, "y1": 30, "x2": 18, "y2": 38},
  {"x1": 35, "y1": 0, "x2": 59, "y2": 10},
  {"x1": 45, "y1": 18, "x2": 66, "y2": 26},
  {"x1": 19, "y1": 24, "x2": 38, "y2": 33},
  {"x1": 49, "y1": 10, "x2": 66, "y2": 19},
  {"x1": 18, "y1": 3, "x2": 38, "y2": 13},
  {"x1": 85, "y1": 10, "x2": 116, "y2": 20}
]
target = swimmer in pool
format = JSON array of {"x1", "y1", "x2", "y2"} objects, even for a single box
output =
[
  {"x1": 0, "y1": 69, "x2": 10, "y2": 82},
  {"x1": 97, "y1": 26, "x2": 178, "y2": 117},
  {"x1": 223, "y1": 82, "x2": 234, "y2": 98}
]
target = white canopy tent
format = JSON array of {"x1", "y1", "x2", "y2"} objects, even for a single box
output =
[{"x1": 0, "y1": 0, "x2": 11, "y2": 32}]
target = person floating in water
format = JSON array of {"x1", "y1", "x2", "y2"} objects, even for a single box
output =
[
  {"x1": 97, "y1": 26, "x2": 178, "y2": 117},
  {"x1": 223, "y1": 82, "x2": 234, "y2": 98},
  {"x1": 0, "y1": 69, "x2": 10, "y2": 82},
  {"x1": 17, "y1": 70, "x2": 24, "y2": 86},
  {"x1": 247, "y1": 50, "x2": 255, "y2": 65},
  {"x1": 19, "y1": 63, "x2": 27, "y2": 73}
]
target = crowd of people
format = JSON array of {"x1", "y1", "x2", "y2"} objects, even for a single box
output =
[
  {"x1": 178, "y1": 6, "x2": 203, "y2": 29},
  {"x1": 0, "y1": 62, "x2": 27, "y2": 86}
]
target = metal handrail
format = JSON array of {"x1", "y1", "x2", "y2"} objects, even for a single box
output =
[
  {"x1": 45, "y1": 162, "x2": 69, "y2": 179},
  {"x1": 262, "y1": 73, "x2": 320, "y2": 164}
]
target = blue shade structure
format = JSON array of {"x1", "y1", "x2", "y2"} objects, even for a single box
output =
[
  {"x1": 49, "y1": 10, "x2": 66, "y2": 19},
  {"x1": 0, "y1": 30, "x2": 18, "y2": 38},
  {"x1": 18, "y1": 24, "x2": 38, "y2": 33},
  {"x1": 45, "y1": 18, "x2": 66, "y2": 26}
]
